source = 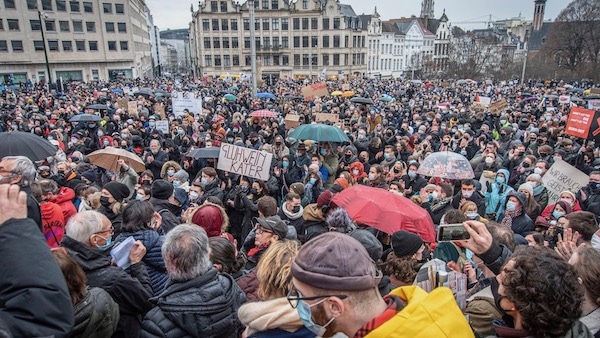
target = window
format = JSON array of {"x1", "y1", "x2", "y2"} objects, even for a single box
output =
[
  {"x1": 254, "y1": 18, "x2": 259, "y2": 30},
  {"x1": 283, "y1": 55, "x2": 289, "y2": 65},
  {"x1": 75, "y1": 40, "x2": 85, "y2": 51},
  {"x1": 203, "y1": 37, "x2": 210, "y2": 48},
  {"x1": 262, "y1": 0, "x2": 268, "y2": 9},
  {"x1": 224, "y1": 55, "x2": 230, "y2": 66},
  {"x1": 293, "y1": 18, "x2": 299, "y2": 30},
  {"x1": 214, "y1": 55, "x2": 221, "y2": 66},
  {"x1": 92, "y1": 69, "x2": 99, "y2": 81},
  {"x1": 273, "y1": 55, "x2": 280, "y2": 65},
  {"x1": 119, "y1": 41, "x2": 128, "y2": 50},
  {"x1": 70, "y1": 1, "x2": 80, "y2": 12},
  {"x1": 4, "y1": 0, "x2": 15, "y2": 9},
  {"x1": 27, "y1": 0, "x2": 38, "y2": 10},
  {"x1": 42, "y1": 0, "x2": 53, "y2": 10},
  {"x1": 230, "y1": 19, "x2": 237, "y2": 30},
  {"x1": 302, "y1": 0, "x2": 308, "y2": 9},
  {"x1": 344, "y1": 35, "x2": 348, "y2": 47},
  {"x1": 11, "y1": 40, "x2": 23, "y2": 52},
  {"x1": 243, "y1": 18, "x2": 249, "y2": 30},
  {"x1": 221, "y1": 19, "x2": 228, "y2": 30},
  {"x1": 88, "y1": 40, "x2": 98, "y2": 51},
  {"x1": 282, "y1": 36, "x2": 288, "y2": 48},
  {"x1": 102, "y1": 2, "x2": 111, "y2": 13},
  {"x1": 322, "y1": 35, "x2": 329, "y2": 48},
  {"x1": 245, "y1": 56, "x2": 251, "y2": 66},
  {"x1": 115, "y1": 3, "x2": 124, "y2": 13},
  {"x1": 105, "y1": 22, "x2": 114, "y2": 32},
  {"x1": 59, "y1": 21, "x2": 70, "y2": 32},
  {"x1": 0, "y1": 41, "x2": 7, "y2": 52},
  {"x1": 302, "y1": 36, "x2": 308, "y2": 48},
  {"x1": 302, "y1": 53, "x2": 308, "y2": 65},
  {"x1": 323, "y1": 53, "x2": 329, "y2": 65},
  {"x1": 204, "y1": 55, "x2": 212, "y2": 67},
  {"x1": 255, "y1": 37, "x2": 260, "y2": 48},
  {"x1": 281, "y1": 18, "x2": 288, "y2": 30},
  {"x1": 244, "y1": 37, "x2": 250, "y2": 48},
  {"x1": 202, "y1": 19, "x2": 209, "y2": 31},
  {"x1": 272, "y1": 18, "x2": 279, "y2": 30},
  {"x1": 293, "y1": 36, "x2": 299, "y2": 48},
  {"x1": 30, "y1": 20, "x2": 41, "y2": 31},
  {"x1": 233, "y1": 55, "x2": 239, "y2": 66},
  {"x1": 323, "y1": 18, "x2": 329, "y2": 29},
  {"x1": 271, "y1": 0, "x2": 278, "y2": 9},
  {"x1": 263, "y1": 37, "x2": 269, "y2": 47},
  {"x1": 222, "y1": 37, "x2": 229, "y2": 48},
  {"x1": 34, "y1": 40, "x2": 45, "y2": 51},
  {"x1": 302, "y1": 18, "x2": 308, "y2": 30},
  {"x1": 333, "y1": 35, "x2": 340, "y2": 48},
  {"x1": 210, "y1": 1, "x2": 217, "y2": 12},
  {"x1": 83, "y1": 1, "x2": 92, "y2": 12},
  {"x1": 45, "y1": 20, "x2": 56, "y2": 31},
  {"x1": 232, "y1": 37, "x2": 239, "y2": 48},
  {"x1": 108, "y1": 41, "x2": 117, "y2": 51},
  {"x1": 7, "y1": 19, "x2": 19, "y2": 31},
  {"x1": 333, "y1": 53, "x2": 339, "y2": 65},
  {"x1": 220, "y1": 1, "x2": 227, "y2": 12},
  {"x1": 212, "y1": 19, "x2": 219, "y2": 31},
  {"x1": 333, "y1": 17, "x2": 340, "y2": 29},
  {"x1": 73, "y1": 20, "x2": 83, "y2": 32},
  {"x1": 0, "y1": 19, "x2": 3, "y2": 30},
  {"x1": 263, "y1": 55, "x2": 270, "y2": 66},
  {"x1": 213, "y1": 37, "x2": 220, "y2": 48},
  {"x1": 294, "y1": 54, "x2": 300, "y2": 66},
  {"x1": 272, "y1": 36, "x2": 279, "y2": 48},
  {"x1": 56, "y1": 0, "x2": 66, "y2": 11},
  {"x1": 117, "y1": 22, "x2": 126, "y2": 32},
  {"x1": 86, "y1": 21, "x2": 95, "y2": 32},
  {"x1": 62, "y1": 40, "x2": 72, "y2": 51},
  {"x1": 262, "y1": 18, "x2": 269, "y2": 30},
  {"x1": 311, "y1": 18, "x2": 318, "y2": 30},
  {"x1": 311, "y1": 36, "x2": 318, "y2": 47}
]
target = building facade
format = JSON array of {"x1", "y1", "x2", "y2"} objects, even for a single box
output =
[
  {"x1": 190, "y1": 0, "x2": 367, "y2": 80},
  {"x1": 160, "y1": 28, "x2": 190, "y2": 75},
  {"x1": 0, "y1": 0, "x2": 153, "y2": 84}
]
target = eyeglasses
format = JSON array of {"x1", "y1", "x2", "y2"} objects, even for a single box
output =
[
  {"x1": 255, "y1": 226, "x2": 273, "y2": 235},
  {"x1": 286, "y1": 287, "x2": 347, "y2": 309},
  {"x1": 94, "y1": 226, "x2": 114, "y2": 235}
]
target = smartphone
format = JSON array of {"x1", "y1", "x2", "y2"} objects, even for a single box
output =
[{"x1": 437, "y1": 224, "x2": 470, "y2": 242}]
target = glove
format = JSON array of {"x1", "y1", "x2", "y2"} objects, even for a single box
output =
[{"x1": 486, "y1": 181, "x2": 492, "y2": 191}]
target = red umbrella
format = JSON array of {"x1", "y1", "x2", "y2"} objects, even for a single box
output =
[
  {"x1": 250, "y1": 110, "x2": 277, "y2": 118},
  {"x1": 332, "y1": 185, "x2": 436, "y2": 242}
]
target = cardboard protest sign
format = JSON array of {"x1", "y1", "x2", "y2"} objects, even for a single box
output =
[
  {"x1": 559, "y1": 95, "x2": 571, "y2": 104},
  {"x1": 342, "y1": 83, "x2": 350, "y2": 91},
  {"x1": 217, "y1": 143, "x2": 273, "y2": 180},
  {"x1": 565, "y1": 107, "x2": 600, "y2": 141},
  {"x1": 315, "y1": 113, "x2": 339, "y2": 124},
  {"x1": 155, "y1": 120, "x2": 169, "y2": 134},
  {"x1": 470, "y1": 102, "x2": 487, "y2": 112},
  {"x1": 127, "y1": 101, "x2": 138, "y2": 118},
  {"x1": 590, "y1": 88, "x2": 600, "y2": 95},
  {"x1": 285, "y1": 114, "x2": 300, "y2": 129},
  {"x1": 301, "y1": 82, "x2": 329, "y2": 100},
  {"x1": 542, "y1": 159, "x2": 589, "y2": 204},
  {"x1": 489, "y1": 99, "x2": 508, "y2": 114},
  {"x1": 153, "y1": 103, "x2": 165, "y2": 119},
  {"x1": 116, "y1": 99, "x2": 128, "y2": 110}
]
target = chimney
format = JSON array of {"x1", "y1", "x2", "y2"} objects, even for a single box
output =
[{"x1": 533, "y1": 0, "x2": 546, "y2": 31}]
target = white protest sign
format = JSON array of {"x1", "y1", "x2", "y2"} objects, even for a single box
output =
[
  {"x1": 588, "y1": 100, "x2": 600, "y2": 110},
  {"x1": 217, "y1": 143, "x2": 273, "y2": 180},
  {"x1": 172, "y1": 91, "x2": 202, "y2": 117},
  {"x1": 559, "y1": 95, "x2": 571, "y2": 104},
  {"x1": 155, "y1": 120, "x2": 169, "y2": 134},
  {"x1": 541, "y1": 159, "x2": 589, "y2": 204},
  {"x1": 477, "y1": 96, "x2": 491, "y2": 107}
]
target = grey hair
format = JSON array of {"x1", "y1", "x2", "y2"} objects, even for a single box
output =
[
  {"x1": 38, "y1": 179, "x2": 59, "y2": 195},
  {"x1": 162, "y1": 223, "x2": 212, "y2": 282},
  {"x1": 3, "y1": 156, "x2": 36, "y2": 186},
  {"x1": 65, "y1": 211, "x2": 104, "y2": 243},
  {"x1": 326, "y1": 207, "x2": 356, "y2": 233}
]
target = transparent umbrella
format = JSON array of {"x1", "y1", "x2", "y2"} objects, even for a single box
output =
[{"x1": 417, "y1": 151, "x2": 475, "y2": 180}]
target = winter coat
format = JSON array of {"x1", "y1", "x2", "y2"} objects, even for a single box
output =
[
  {"x1": 278, "y1": 202, "x2": 304, "y2": 234},
  {"x1": 116, "y1": 165, "x2": 139, "y2": 199},
  {"x1": 150, "y1": 197, "x2": 181, "y2": 234},
  {"x1": 452, "y1": 191, "x2": 487, "y2": 217},
  {"x1": 70, "y1": 287, "x2": 120, "y2": 338},
  {"x1": 422, "y1": 198, "x2": 453, "y2": 225},
  {"x1": 200, "y1": 177, "x2": 225, "y2": 203},
  {"x1": 48, "y1": 186, "x2": 77, "y2": 224},
  {"x1": 238, "y1": 297, "x2": 315, "y2": 338},
  {"x1": 299, "y1": 204, "x2": 328, "y2": 243},
  {"x1": 321, "y1": 153, "x2": 339, "y2": 188},
  {"x1": 578, "y1": 187, "x2": 600, "y2": 223},
  {"x1": 140, "y1": 268, "x2": 246, "y2": 338},
  {"x1": 401, "y1": 174, "x2": 427, "y2": 196},
  {"x1": 234, "y1": 192, "x2": 259, "y2": 247},
  {"x1": 61, "y1": 235, "x2": 154, "y2": 338},
  {"x1": 144, "y1": 150, "x2": 170, "y2": 180},
  {"x1": 0, "y1": 218, "x2": 74, "y2": 337},
  {"x1": 496, "y1": 192, "x2": 535, "y2": 236},
  {"x1": 114, "y1": 230, "x2": 169, "y2": 296},
  {"x1": 485, "y1": 169, "x2": 514, "y2": 220},
  {"x1": 23, "y1": 186, "x2": 43, "y2": 230},
  {"x1": 40, "y1": 201, "x2": 65, "y2": 248},
  {"x1": 97, "y1": 205, "x2": 123, "y2": 235},
  {"x1": 236, "y1": 269, "x2": 260, "y2": 302}
]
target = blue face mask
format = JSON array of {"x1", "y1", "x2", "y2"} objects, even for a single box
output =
[
  {"x1": 296, "y1": 299, "x2": 334, "y2": 337},
  {"x1": 173, "y1": 181, "x2": 181, "y2": 188},
  {"x1": 505, "y1": 201, "x2": 517, "y2": 211},
  {"x1": 201, "y1": 177, "x2": 209, "y2": 185},
  {"x1": 96, "y1": 235, "x2": 112, "y2": 250},
  {"x1": 282, "y1": 160, "x2": 289, "y2": 168},
  {"x1": 552, "y1": 210, "x2": 565, "y2": 219},
  {"x1": 167, "y1": 170, "x2": 175, "y2": 177},
  {"x1": 309, "y1": 178, "x2": 317, "y2": 185},
  {"x1": 466, "y1": 213, "x2": 479, "y2": 220},
  {"x1": 384, "y1": 153, "x2": 391, "y2": 160},
  {"x1": 320, "y1": 148, "x2": 328, "y2": 156},
  {"x1": 135, "y1": 193, "x2": 143, "y2": 201},
  {"x1": 149, "y1": 122, "x2": 155, "y2": 128},
  {"x1": 496, "y1": 176, "x2": 505, "y2": 184},
  {"x1": 408, "y1": 171, "x2": 417, "y2": 179}
]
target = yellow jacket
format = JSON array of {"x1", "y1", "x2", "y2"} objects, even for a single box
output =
[{"x1": 365, "y1": 286, "x2": 474, "y2": 338}]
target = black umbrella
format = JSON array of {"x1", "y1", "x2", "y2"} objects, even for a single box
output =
[
  {"x1": 0, "y1": 131, "x2": 56, "y2": 161},
  {"x1": 188, "y1": 147, "x2": 221, "y2": 159},
  {"x1": 69, "y1": 114, "x2": 102, "y2": 122},
  {"x1": 86, "y1": 104, "x2": 110, "y2": 110},
  {"x1": 350, "y1": 97, "x2": 374, "y2": 105},
  {"x1": 133, "y1": 88, "x2": 154, "y2": 97}
]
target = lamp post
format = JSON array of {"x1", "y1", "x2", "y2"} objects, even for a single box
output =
[{"x1": 37, "y1": 10, "x2": 52, "y2": 90}]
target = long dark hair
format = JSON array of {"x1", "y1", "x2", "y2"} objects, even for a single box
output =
[
  {"x1": 208, "y1": 237, "x2": 245, "y2": 275},
  {"x1": 121, "y1": 200, "x2": 154, "y2": 233}
]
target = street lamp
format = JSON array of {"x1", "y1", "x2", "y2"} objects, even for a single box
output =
[{"x1": 37, "y1": 10, "x2": 52, "y2": 90}]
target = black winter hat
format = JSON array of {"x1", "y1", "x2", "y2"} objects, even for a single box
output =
[
  {"x1": 391, "y1": 230, "x2": 423, "y2": 258},
  {"x1": 103, "y1": 182, "x2": 130, "y2": 202},
  {"x1": 151, "y1": 179, "x2": 174, "y2": 200}
]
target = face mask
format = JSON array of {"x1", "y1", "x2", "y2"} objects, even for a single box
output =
[
  {"x1": 429, "y1": 191, "x2": 438, "y2": 201},
  {"x1": 554, "y1": 156, "x2": 561, "y2": 162},
  {"x1": 282, "y1": 160, "x2": 289, "y2": 168},
  {"x1": 500, "y1": 120, "x2": 507, "y2": 125},
  {"x1": 201, "y1": 177, "x2": 209, "y2": 185},
  {"x1": 135, "y1": 194, "x2": 143, "y2": 201},
  {"x1": 591, "y1": 233, "x2": 600, "y2": 250},
  {"x1": 552, "y1": 210, "x2": 565, "y2": 219},
  {"x1": 384, "y1": 153, "x2": 391, "y2": 160},
  {"x1": 98, "y1": 131, "x2": 104, "y2": 137},
  {"x1": 292, "y1": 205, "x2": 301, "y2": 213},
  {"x1": 368, "y1": 173, "x2": 376, "y2": 181},
  {"x1": 95, "y1": 235, "x2": 112, "y2": 250},
  {"x1": 320, "y1": 148, "x2": 328, "y2": 156},
  {"x1": 505, "y1": 201, "x2": 517, "y2": 211},
  {"x1": 559, "y1": 198, "x2": 574, "y2": 206},
  {"x1": 149, "y1": 122, "x2": 155, "y2": 128},
  {"x1": 227, "y1": 137, "x2": 234, "y2": 143},
  {"x1": 233, "y1": 128, "x2": 239, "y2": 133},
  {"x1": 142, "y1": 179, "x2": 151, "y2": 185},
  {"x1": 296, "y1": 152, "x2": 303, "y2": 157},
  {"x1": 496, "y1": 176, "x2": 505, "y2": 184},
  {"x1": 250, "y1": 188, "x2": 258, "y2": 196},
  {"x1": 309, "y1": 178, "x2": 317, "y2": 185},
  {"x1": 588, "y1": 182, "x2": 600, "y2": 192},
  {"x1": 167, "y1": 169, "x2": 175, "y2": 176},
  {"x1": 466, "y1": 213, "x2": 479, "y2": 220},
  {"x1": 460, "y1": 149, "x2": 467, "y2": 156},
  {"x1": 462, "y1": 190, "x2": 473, "y2": 198},
  {"x1": 352, "y1": 169, "x2": 359, "y2": 176},
  {"x1": 358, "y1": 134, "x2": 366, "y2": 140},
  {"x1": 172, "y1": 181, "x2": 181, "y2": 189},
  {"x1": 296, "y1": 299, "x2": 334, "y2": 337},
  {"x1": 88, "y1": 123, "x2": 96, "y2": 128},
  {"x1": 312, "y1": 161, "x2": 319, "y2": 166},
  {"x1": 189, "y1": 191, "x2": 199, "y2": 201},
  {"x1": 121, "y1": 133, "x2": 128, "y2": 139},
  {"x1": 103, "y1": 140, "x2": 109, "y2": 146},
  {"x1": 100, "y1": 196, "x2": 111, "y2": 208},
  {"x1": 528, "y1": 181, "x2": 538, "y2": 188},
  {"x1": 408, "y1": 171, "x2": 416, "y2": 179},
  {"x1": 485, "y1": 157, "x2": 494, "y2": 165},
  {"x1": 533, "y1": 168, "x2": 543, "y2": 175}
]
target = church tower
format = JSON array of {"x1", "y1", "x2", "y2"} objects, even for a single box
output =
[
  {"x1": 533, "y1": 0, "x2": 546, "y2": 31},
  {"x1": 420, "y1": 0, "x2": 435, "y2": 20}
]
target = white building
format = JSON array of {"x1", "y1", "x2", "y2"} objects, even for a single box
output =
[
  {"x1": 0, "y1": 0, "x2": 153, "y2": 84},
  {"x1": 160, "y1": 29, "x2": 190, "y2": 75},
  {"x1": 147, "y1": 13, "x2": 161, "y2": 78},
  {"x1": 386, "y1": 18, "x2": 435, "y2": 78}
]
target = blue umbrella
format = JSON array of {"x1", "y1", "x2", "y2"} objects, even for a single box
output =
[
  {"x1": 288, "y1": 124, "x2": 350, "y2": 143},
  {"x1": 0, "y1": 86, "x2": 5, "y2": 93},
  {"x1": 256, "y1": 92, "x2": 276, "y2": 99},
  {"x1": 112, "y1": 88, "x2": 123, "y2": 94}
]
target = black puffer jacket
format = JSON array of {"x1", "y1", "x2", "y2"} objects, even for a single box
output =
[
  {"x1": 140, "y1": 268, "x2": 246, "y2": 338},
  {"x1": 70, "y1": 287, "x2": 120, "y2": 338},
  {"x1": 150, "y1": 198, "x2": 181, "y2": 234},
  {"x1": 61, "y1": 235, "x2": 154, "y2": 338}
]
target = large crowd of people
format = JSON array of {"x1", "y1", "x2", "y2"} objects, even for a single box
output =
[{"x1": 0, "y1": 76, "x2": 599, "y2": 338}]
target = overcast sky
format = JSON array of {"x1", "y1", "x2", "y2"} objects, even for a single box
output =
[{"x1": 147, "y1": 0, "x2": 572, "y2": 31}]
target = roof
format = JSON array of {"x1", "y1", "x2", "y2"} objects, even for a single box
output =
[
  {"x1": 358, "y1": 14, "x2": 372, "y2": 29},
  {"x1": 528, "y1": 22, "x2": 554, "y2": 51},
  {"x1": 339, "y1": 4, "x2": 357, "y2": 18},
  {"x1": 387, "y1": 18, "x2": 434, "y2": 36}
]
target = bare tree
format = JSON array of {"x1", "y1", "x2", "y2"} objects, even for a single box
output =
[{"x1": 444, "y1": 34, "x2": 502, "y2": 79}]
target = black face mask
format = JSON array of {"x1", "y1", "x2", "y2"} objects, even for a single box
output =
[
  {"x1": 393, "y1": 168, "x2": 401, "y2": 173},
  {"x1": 142, "y1": 180, "x2": 151, "y2": 185},
  {"x1": 292, "y1": 205, "x2": 301, "y2": 213},
  {"x1": 250, "y1": 188, "x2": 258, "y2": 196},
  {"x1": 100, "y1": 196, "x2": 111, "y2": 208}
]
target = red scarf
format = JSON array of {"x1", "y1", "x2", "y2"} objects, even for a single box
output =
[{"x1": 247, "y1": 243, "x2": 269, "y2": 258}]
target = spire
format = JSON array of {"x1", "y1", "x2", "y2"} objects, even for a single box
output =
[
  {"x1": 373, "y1": 6, "x2": 380, "y2": 18},
  {"x1": 533, "y1": 0, "x2": 547, "y2": 31},
  {"x1": 420, "y1": 0, "x2": 434, "y2": 19}
]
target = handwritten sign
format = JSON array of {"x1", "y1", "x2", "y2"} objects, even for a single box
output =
[
  {"x1": 315, "y1": 113, "x2": 339, "y2": 124},
  {"x1": 217, "y1": 143, "x2": 273, "y2": 180},
  {"x1": 153, "y1": 103, "x2": 165, "y2": 119},
  {"x1": 285, "y1": 114, "x2": 300, "y2": 129},
  {"x1": 588, "y1": 100, "x2": 600, "y2": 110},
  {"x1": 127, "y1": 101, "x2": 138, "y2": 118},
  {"x1": 559, "y1": 95, "x2": 571, "y2": 104},
  {"x1": 116, "y1": 99, "x2": 128, "y2": 110},
  {"x1": 489, "y1": 99, "x2": 509, "y2": 115},
  {"x1": 172, "y1": 91, "x2": 202, "y2": 117},
  {"x1": 542, "y1": 159, "x2": 589, "y2": 204},
  {"x1": 301, "y1": 82, "x2": 329, "y2": 100},
  {"x1": 476, "y1": 96, "x2": 491, "y2": 107},
  {"x1": 155, "y1": 120, "x2": 169, "y2": 134},
  {"x1": 565, "y1": 107, "x2": 595, "y2": 140}
]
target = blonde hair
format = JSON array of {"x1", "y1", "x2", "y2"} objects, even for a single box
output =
[{"x1": 256, "y1": 240, "x2": 301, "y2": 300}]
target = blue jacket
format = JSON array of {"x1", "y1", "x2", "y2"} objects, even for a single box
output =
[
  {"x1": 249, "y1": 327, "x2": 315, "y2": 338},
  {"x1": 485, "y1": 168, "x2": 514, "y2": 219}
]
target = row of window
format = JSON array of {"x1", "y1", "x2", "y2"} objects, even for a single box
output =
[
  {"x1": 202, "y1": 53, "x2": 365, "y2": 67},
  {"x1": 201, "y1": 17, "x2": 341, "y2": 32},
  {"x1": 10, "y1": 0, "x2": 125, "y2": 14},
  {"x1": 207, "y1": 0, "x2": 314, "y2": 12},
  {"x1": 202, "y1": 35, "x2": 365, "y2": 50},
  {"x1": 0, "y1": 19, "x2": 126, "y2": 33},
  {"x1": 0, "y1": 39, "x2": 128, "y2": 52}
]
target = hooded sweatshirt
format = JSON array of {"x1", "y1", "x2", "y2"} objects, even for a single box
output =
[
  {"x1": 40, "y1": 201, "x2": 65, "y2": 248},
  {"x1": 485, "y1": 168, "x2": 514, "y2": 220},
  {"x1": 48, "y1": 186, "x2": 77, "y2": 224}
]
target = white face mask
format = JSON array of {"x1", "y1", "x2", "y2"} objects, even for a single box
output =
[
  {"x1": 368, "y1": 173, "x2": 376, "y2": 181},
  {"x1": 485, "y1": 157, "x2": 494, "y2": 165},
  {"x1": 592, "y1": 233, "x2": 600, "y2": 250},
  {"x1": 533, "y1": 167, "x2": 543, "y2": 175},
  {"x1": 462, "y1": 190, "x2": 473, "y2": 198}
]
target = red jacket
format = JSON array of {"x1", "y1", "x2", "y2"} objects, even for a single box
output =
[
  {"x1": 40, "y1": 202, "x2": 65, "y2": 248},
  {"x1": 49, "y1": 187, "x2": 77, "y2": 224}
]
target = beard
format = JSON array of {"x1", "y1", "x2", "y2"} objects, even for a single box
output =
[{"x1": 312, "y1": 302, "x2": 340, "y2": 337}]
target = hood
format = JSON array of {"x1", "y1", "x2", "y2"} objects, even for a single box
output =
[
  {"x1": 349, "y1": 161, "x2": 366, "y2": 177},
  {"x1": 496, "y1": 168, "x2": 511, "y2": 182},
  {"x1": 41, "y1": 201, "x2": 64, "y2": 223},
  {"x1": 302, "y1": 204, "x2": 325, "y2": 222},
  {"x1": 238, "y1": 297, "x2": 304, "y2": 336},
  {"x1": 189, "y1": 202, "x2": 229, "y2": 237},
  {"x1": 50, "y1": 186, "x2": 76, "y2": 204},
  {"x1": 160, "y1": 161, "x2": 182, "y2": 178},
  {"x1": 506, "y1": 191, "x2": 527, "y2": 209}
]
